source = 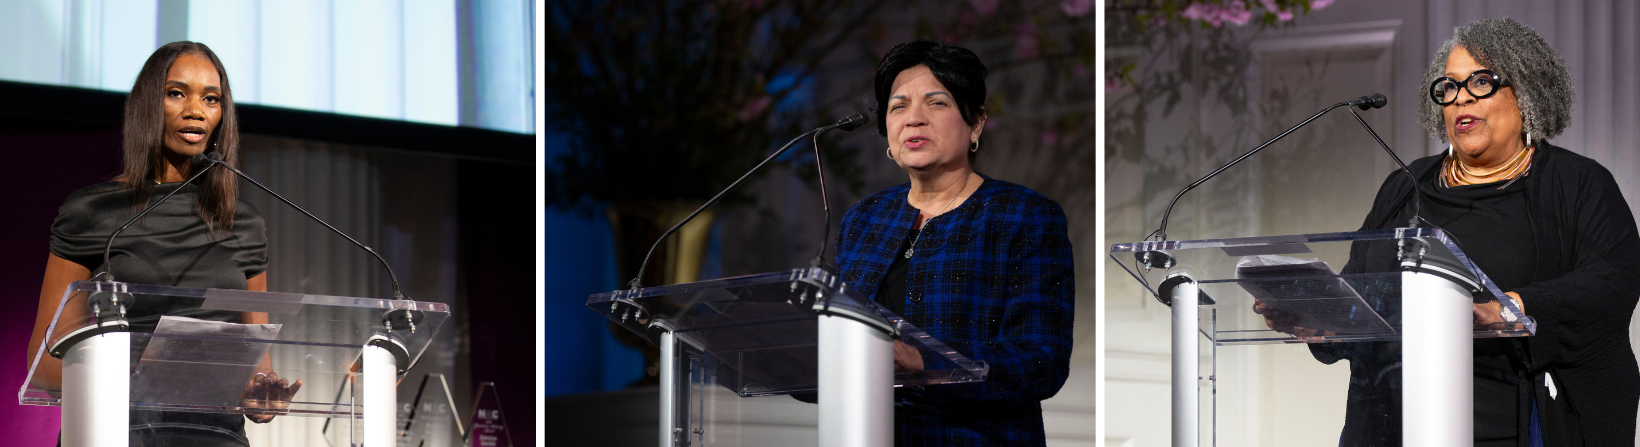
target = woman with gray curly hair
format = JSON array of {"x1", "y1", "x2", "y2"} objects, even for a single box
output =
[{"x1": 1303, "y1": 18, "x2": 1640, "y2": 446}]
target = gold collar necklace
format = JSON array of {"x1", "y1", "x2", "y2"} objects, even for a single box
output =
[{"x1": 1442, "y1": 145, "x2": 1534, "y2": 189}]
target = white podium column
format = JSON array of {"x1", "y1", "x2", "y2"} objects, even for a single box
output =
[
  {"x1": 1170, "y1": 280, "x2": 1199, "y2": 447},
  {"x1": 362, "y1": 341, "x2": 399, "y2": 446},
  {"x1": 1402, "y1": 271, "x2": 1473, "y2": 447},
  {"x1": 658, "y1": 330, "x2": 680, "y2": 447},
  {"x1": 817, "y1": 313, "x2": 893, "y2": 447},
  {"x1": 60, "y1": 327, "x2": 130, "y2": 447}
]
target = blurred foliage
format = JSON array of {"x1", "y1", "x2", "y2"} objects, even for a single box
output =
[
  {"x1": 542, "y1": 0, "x2": 886, "y2": 214},
  {"x1": 543, "y1": 0, "x2": 1096, "y2": 215}
]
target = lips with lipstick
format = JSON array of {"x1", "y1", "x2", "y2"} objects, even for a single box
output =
[
  {"x1": 1453, "y1": 114, "x2": 1481, "y2": 132},
  {"x1": 903, "y1": 135, "x2": 930, "y2": 149},
  {"x1": 177, "y1": 125, "x2": 209, "y2": 144}
]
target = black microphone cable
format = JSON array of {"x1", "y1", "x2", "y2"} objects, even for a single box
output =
[
  {"x1": 198, "y1": 152, "x2": 409, "y2": 301},
  {"x1": 627, "y1": 112, "x2": 868, "y2": 291},
  {"x1": 1130, "y1": 94, "x2": 1392, "y2": 299},
  {"x1": 97, "y1": 152, "x2": 220, "y2": 283},
  {"x1": 808, "y1": 111, "x2": 868, "y2": 269}
]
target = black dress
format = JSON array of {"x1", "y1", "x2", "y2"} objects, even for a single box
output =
[
  {"x1": 50, "y1": 181, "x2": 268, "y2": 447},
  {"x1": 1313, "y1": 143, "x2": 1640, "y2": 446}
]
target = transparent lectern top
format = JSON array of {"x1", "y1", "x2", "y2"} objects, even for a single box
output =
[
  {"x1": 22, "y1": 281, "x2": 450, "y2": 417},
  {"x1": 587, "y1": 267, "x2": 988, "y2": 397},
  {"x1": 1110, "y1": 228, "x2": 1535, "y2": 345}
]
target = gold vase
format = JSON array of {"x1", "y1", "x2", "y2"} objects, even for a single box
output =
[{"x1": 605, "y1": 201, "x2": 715, "y2": 386}]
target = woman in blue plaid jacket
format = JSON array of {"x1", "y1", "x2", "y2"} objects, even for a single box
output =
[{"x1": 832, "y1": 39, "x2": 1076, "y2": 446}]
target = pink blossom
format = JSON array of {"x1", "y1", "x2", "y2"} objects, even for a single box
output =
[
  {"x1": 1311, "y1": 0, "x2": 1335, "y2": 10},
  {"x1": 1180, "y1": 2, "x2": 1215, "y2": 26},
  {"x1": 968, "y1": 0, "x2": 999, "y2": 16},
  {"x1": 1013, "y1": 20, "x2": 1039, "y2": 59},
  {"x1": 1106, "y1": 76, "x2": 1129, "y2": 93},
  {"x1": 1042, "y1": 130, "x2": 1060, "y2": 146},
  {"x1": 1060, "y1": 0, "x2": 1093, "y2": 17},
  {"x1": 1259, "y1": 0, "x2": 1294, "y2": 21},
  {"x1": 1220, "y1": 1, "x2": 1253, "y2": 26},
  {"x1": 736, "y1": 96, "x2": 770, "y2": 122}
]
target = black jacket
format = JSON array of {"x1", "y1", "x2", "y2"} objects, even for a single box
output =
[{"x1": 1313, "y1": 143, "x2": 1640, "y2": 446}]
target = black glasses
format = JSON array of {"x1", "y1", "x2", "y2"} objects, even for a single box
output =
[{"x1": 1430, "y1": 69, "x2": 1509, "y2": 105}]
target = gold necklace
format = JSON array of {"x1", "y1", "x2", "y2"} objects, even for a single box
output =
[
  {"x1": 905, "y1": 172, "x2": 971, "y2": 259},
  {"x1": 1443, "y1": 146, "x2": 1533, "y2": 187}
]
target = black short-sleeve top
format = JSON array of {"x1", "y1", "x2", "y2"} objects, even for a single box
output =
[{"x1": 49, "y1": 181, "x2": 268, "y2": 328}]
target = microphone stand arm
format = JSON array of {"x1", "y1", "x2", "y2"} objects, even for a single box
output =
[
  {"x1": 210, "y1": 159, "x2": 407, "y2": 301},
  {"x1": 627, "y1": 125, "x2": 832, "y2": 291},
  {"x1": 1152, "y1": 100, "x2": 1355, "y2": 242},
  {"x1": 98, "y1": 159, "x2": 220, "y2": 283}
]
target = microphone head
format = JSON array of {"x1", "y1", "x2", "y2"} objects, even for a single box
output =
[
  {"x1": 190, "y1": 152, "x2": 216, "y2": 172},
  {"x1": 1355, "y1": 93, "x2": 1388, "y2": 110},
  {"x1": 835, "y1": 111, "x2": 868, "y2": 132}
]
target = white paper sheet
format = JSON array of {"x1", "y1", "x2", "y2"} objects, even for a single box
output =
[{"x1": 130, "y1": 316, "x2": 282, "y2": 407}]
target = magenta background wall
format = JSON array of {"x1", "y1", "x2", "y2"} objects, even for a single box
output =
[{"x1": 0, "y1": 117, "x2": 124, "y2": 445}]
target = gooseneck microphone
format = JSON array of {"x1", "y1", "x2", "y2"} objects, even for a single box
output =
[
  {"x1": 1342, "y1": 94, "x2": 1424, "y2": 229},
  {"x1": 627, "y1": 111, "x2": 869, "y2": 291},
  {"x1": 1139, "y1": 94, "x2": 1390, "y2": 269},
  {"x1": 195, "y1": 152, "x2": 409, "y2": 301},
  {"x1": 808, "y1": 111, "x2": 868, "y2": 268},
  {"x1": 97, "y1": 153, "x2": 220, "y2": 283}
]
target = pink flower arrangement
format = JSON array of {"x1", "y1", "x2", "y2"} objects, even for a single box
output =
[
  {"x1": 1173, "y1": 0, "x2": 1334, "y2": 28},
  {"x1": 969, "y1": 0, "x2": 1000, "y2": 16},
  {"x1": 1060, "y1": 0, "x2": 1094, "y2": 17},
  {"x1": 736, "y1": 96, "x2": 771, "y2": 122},
  {"x1": 1180, "y1": 0, "x2": 1252, "y2": 27}
]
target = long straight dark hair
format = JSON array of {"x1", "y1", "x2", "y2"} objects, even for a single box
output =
[{"x1": 121, "y1": 41, "x2": 240, "y2": 232}]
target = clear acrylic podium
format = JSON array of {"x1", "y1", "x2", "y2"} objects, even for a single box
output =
[
  {"x1": 21, "y1": 280, "x2": 450, "y2": 447},
  {"x1": 1110, "y1": 228, "x2": 1534, "y2": 447},
  {"x1": 587, "y1": 267, "x2": 990, "y2": 447}
]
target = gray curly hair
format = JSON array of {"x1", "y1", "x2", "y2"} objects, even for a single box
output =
[{"x1": 1418, "y1": 18, "x2": 1573, "y2": 145}]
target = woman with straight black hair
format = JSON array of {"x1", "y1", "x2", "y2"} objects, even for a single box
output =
[
  {"x1": 829, "y1": 39, "x2": 1075, "y2": 445},
  {"x1": 28, "y1": 41, "x2": 298, "y2": 447}
]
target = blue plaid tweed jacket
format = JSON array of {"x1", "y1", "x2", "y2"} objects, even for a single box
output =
[{"x1": 835, "y1": 175, "x2": 1075, "y2": 446}]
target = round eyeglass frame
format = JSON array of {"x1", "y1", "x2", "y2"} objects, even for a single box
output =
[{"x1": 1430, "y1": 69, "x2": 1509, "y2": 106}]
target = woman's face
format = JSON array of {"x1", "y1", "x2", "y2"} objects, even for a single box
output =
[
  {"x1": 885, "y1": 65, "x2": 983, "y2": 173},
  {"x1": 162, "y1": 53, "x2": 223, "y2": 158},
  {"x1": 1441, "y1": 46, "x2": 1525, "y2": 164}
]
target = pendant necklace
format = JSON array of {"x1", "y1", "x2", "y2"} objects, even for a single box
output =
[{"x1": 905, "y1": 172, "x2": 971, "y2": 258}]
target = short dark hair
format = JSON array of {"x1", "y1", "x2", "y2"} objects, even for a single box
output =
[
  {"x1": 873, "y1": 39, "x2": 989, "y2": 142},
  {"x1": 122, "y1": 41, "x2": 241, "y2": 232}
]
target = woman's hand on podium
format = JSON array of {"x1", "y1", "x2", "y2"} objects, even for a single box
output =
[
  {"x1": 241, "y1": 371, "x2": 303, "y2": 423},
  {"x1": 892, "y1": 340, "x2": 925, "y2": 373},
  {"x1": 1253, "y1": 300, "x2": 1335, "y2": 338},
  {"x1": 1472, "y1": 291, "x2": 1524, "y2": 328}
]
